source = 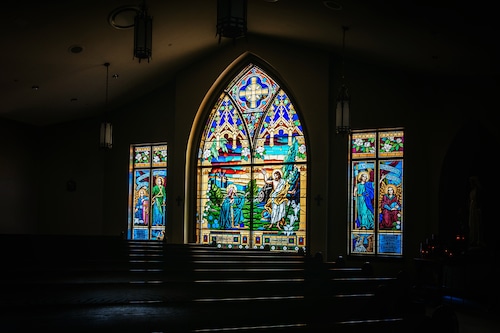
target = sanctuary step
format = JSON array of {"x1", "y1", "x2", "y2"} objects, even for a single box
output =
[{"x1": 0, "y1": 235, "x2": 421, "y2": 332}]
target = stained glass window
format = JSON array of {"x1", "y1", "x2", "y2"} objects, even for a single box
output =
[
  {"x1": 127, "y1": 143, "x2": 167, "y2": 240},
  {"x1": 349, "y1": 129, "x2": 404, "y2": 256},
  {"x1": 196, "y1": 63, "x2": 308, "y2": 252}
]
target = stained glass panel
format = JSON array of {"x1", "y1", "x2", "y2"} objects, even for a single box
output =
[
  {"x1": 379, "y1": 130, "x2": 404, "y2": 158},
  {"x1": 228, "y1": 64, "x2": 279, "y2": 114},
  {"x1": 378, "y1": 159, "x2": 403, "y2": 231},
  {"x1": 351, "y1": 132, "x2": 376, "y2": 159},
  {"x1": 134, "y1": 146, "x2": 151, "y2": 168},
  {"x1": 352, "y1": 160, "x2": 376, "y2": 231}
]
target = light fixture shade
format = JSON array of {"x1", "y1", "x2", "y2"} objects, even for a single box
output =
[
  {"x1": 216, "y1": 0, "x2": 247, "y2": 43},
  {"x1": 100, "y1": 122, "x2": 113, "y2": 149},
  {"x1": 335, "y1": 84, "x2": 350, "y2": 134},
  {"x1": 134, "y1": 8, "x2": 152, "y2": 62}
]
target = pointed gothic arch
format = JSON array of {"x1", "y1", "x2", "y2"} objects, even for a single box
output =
[{"x1": 189, "y1": 53, "x2": 309, "y2": 252}]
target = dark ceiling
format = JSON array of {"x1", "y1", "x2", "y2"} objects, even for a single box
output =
[{"x1": 2, "y1": 0, "x2": 497, "y2": 126}]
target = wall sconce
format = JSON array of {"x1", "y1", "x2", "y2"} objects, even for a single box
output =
[
  {"x1": 216, "y1": 0, "x2": 247, "y2": 43},
  {"x1": 336, "y1": 26, "x2": 351, "y2": 135},
  {"x1": 100, "y1": 63, "x2": 113, "y2": 149},
  {"x1": 134, "y1": 1, "x2": 152, "y2": 62}
]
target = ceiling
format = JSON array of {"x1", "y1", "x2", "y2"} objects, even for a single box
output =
[{"x1": 2, "y1": 0, "x2": 498, "y2": 127}]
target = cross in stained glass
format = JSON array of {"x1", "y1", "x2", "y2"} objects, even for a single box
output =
[{"x1": 239, "y1": 76, "x2": 269, "y2": 109}]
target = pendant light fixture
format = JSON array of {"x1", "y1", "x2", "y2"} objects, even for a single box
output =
[
  {"x1": 336, "y1": 26, "x2": 351, "y2": 135},
  {"x1": 134, "y1": 0, "x2": 152, "y2": 62},
  {"x1": 216, "y1": 0, "x2": 247, "y2": 43},
  {"x1": 100, "y1": 63, "x2": 113, "y2": 149}
]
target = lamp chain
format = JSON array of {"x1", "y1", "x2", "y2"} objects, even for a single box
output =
[
  {"x1": 336, "y1": 26, "x2": 350, "y2": 135},
  {"x1": 104, "y1": 62, "x2": 110, "y2": 108},
  {"x1": 341, "y1": 26, "x2": 348, "y2": 82}
]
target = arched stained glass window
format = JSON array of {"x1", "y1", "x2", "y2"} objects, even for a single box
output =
[
  {"x1": 349, "y1": 128, "x2": 404, "y2": 256},
  {"x1": 196, "y1": 63, "x2": 308, "y2": 252}
]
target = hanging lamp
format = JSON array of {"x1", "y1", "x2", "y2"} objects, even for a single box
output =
[
  {"x1": 134, "y1": 1, "x2": 152, "y2": 62},
  {"x1": 216, "y1": 0, "x2": 247, "y2": 43},
  {"x1": 100, "y1": 63, "x2": 113, "y2": 149}
]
